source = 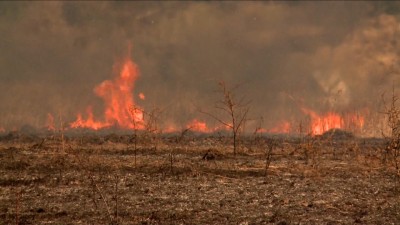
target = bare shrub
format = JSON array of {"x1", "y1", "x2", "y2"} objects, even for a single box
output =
[
  {"x1": 201, "y1": 81, "x2": 250, "y2": 156},
  {"x1": 71, "y1": 151, "x2": 121, "y2": 224},
  {"x1": 129, "y1": 106, "x2": 142, "y2": 168},
  {"x1": 142, "y1": 107, "x2": 163, "y2": 150},
  {"x1": 129, "y1": 106, "x2": 163, "y2": 168},
  {"x1": 294, "y1": 121, "x2": 320, "y2": 167},
  {"x1": 176, "y1": 126, "x2": 192, "y2": 144},
  {"x1": 381, "y1": 87, "x2": 400, "y2": 184},
  {"x1": 244, "y1": 116, "x2": 264, "y2": 152},
  {"x1": 264, "y1": 137, "x2": 278, "y2": 177},
  {"x1": 58, "y1": 112, "x2": 66, "y2": 153}
]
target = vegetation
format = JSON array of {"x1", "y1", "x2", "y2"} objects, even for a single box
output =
[
  {"x1": 0, "y1": 83, "x2": 399, "y2": 224},
  {"x1": 382, "y1": 87, "x2": 400, "y2": 187},
  {"x1": 201, "y1": 81, "x2": 250, "y2": 156},
  {"x1": 0, "y1": 132, "x2": 399, "y2": 224}
]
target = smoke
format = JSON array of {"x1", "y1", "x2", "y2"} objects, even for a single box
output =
[{"x1": 0, "y1": 2, "x2": 399, "y2": 131}]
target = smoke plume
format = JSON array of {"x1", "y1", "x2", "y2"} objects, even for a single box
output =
[{"x1": 0, "y1": 2, "x2": 399, "y2": 134}]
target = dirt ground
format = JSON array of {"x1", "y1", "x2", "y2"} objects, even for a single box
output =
[{"x1": 0, "y1": 131, "x2": 399, "y2": 225}]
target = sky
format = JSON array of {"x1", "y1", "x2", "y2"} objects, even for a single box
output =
[{"x1": 0, "y1": 1, "x2": 399, "y2": 133}]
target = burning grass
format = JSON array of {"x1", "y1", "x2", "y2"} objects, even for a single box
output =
[{"x1": 0, "y1": 132, "x2": 399, "y2": 225}]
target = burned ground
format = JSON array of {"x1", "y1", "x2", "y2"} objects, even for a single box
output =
[{"x1": 0, "y1": 132, "x2": 399, "y2": 225}]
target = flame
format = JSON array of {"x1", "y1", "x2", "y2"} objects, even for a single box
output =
[
  {"x1": 255, "y1": 128, "x2": 268, "y2": 134},
  {"x1": 300, "y1": 106, "x2": 364, "y2": 135},
  {"x1": 70, "y1": 50, "x2": 144, "y2": 130},
  {"x1": 66, "y1": 46, "x2": 365, "y2": 135},
  {"x1": 255, "y1": 128, "x2": 267, "y2": 133},
  {"x1": 0, "y1": 127, "x2": 5, "y2": 133},
  {"x1": 46, "y1": 113, "x2": 55, "y2": 131},
  {"x1": 187, "y1": 119, "x2": 209, "y2": 133},
  {"x1": 346, "y1": 113, "x2": 365, "y2": 129},
  {"x1": 310, "y1": 112, "x2": 343, "y2": 135},
  {"x1": 269, "y1": 121, "x2": 291, "y2": 134},
  {"x1": 70, "y1": 107, "x2": 110, "y2": 130},
  {"x1": 184, "y1": 119, "x2": 231, "y2": 133},
  {"x1": 163, "y1": 124, "x2": 178, "y2": 133}
]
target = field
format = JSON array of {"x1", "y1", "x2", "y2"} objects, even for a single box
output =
[{"x1": 0, "y1": 130, "x2": 399, "y2": 225}]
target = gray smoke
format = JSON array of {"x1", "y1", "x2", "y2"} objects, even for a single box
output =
[{"x1": 0, "y1": 1, "x2": 399, "y2": 132}]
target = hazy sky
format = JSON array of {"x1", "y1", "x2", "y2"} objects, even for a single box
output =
[{"x1": 0, "y1": 1, "x2": 399, "y2": 131}]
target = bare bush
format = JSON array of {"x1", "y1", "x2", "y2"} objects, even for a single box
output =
[
  {"x1": 295, "y1": 121, "x2": 320, "y2": 167},
  {"x1": 142, "y1": 107, "x2": 163, "y2": 150},
  {"x1": 382, "y1": 87, "x2": 400, "y2": 183},
  {"x1": 264, "y1": 138, "x2": 277, "y2": 177},
  {"x1": 201, "y1": 81, "x2": 250, "y2": 156},
  {"x1": 129, "y1": 106, "x2": 142, "y2": 168}
]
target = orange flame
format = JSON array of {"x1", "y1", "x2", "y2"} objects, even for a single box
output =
[
  {"x1": 255, "y1": 128, "x2": 267, "y2": 134},
  {"x1": 269, "y1": 121, "x2": 291, "y2": 134},
  {"x1": 187, "y1": 119, "x2": 209, "y2": 133},
  {"x1": 345, "y1": 113, "x2": 365, "y2": 129},
  {"x1": 70, "y1": 107, "x2": 110, "y2": 130},
  {"x1": 138, "y1": 92, "x2": 145, "y2": 100},
  {"x1": 70, "y1": 50, "x2": 144, "y2": 130},
  {"x1": 163, "y1": 124, "x2": 178, "y2": 133},
  {"x1": 183, "y1": 119, "x2": 232, "y2": 133},
  {"x1": 300, "y1": 107, "x2": 364, "y2": 135}
]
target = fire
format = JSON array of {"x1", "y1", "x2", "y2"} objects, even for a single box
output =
[
  {"x1": 255, "y1": 128, "x2": 267, "y2": 134},
  {"x1": 300, "y1": 107, "x2": 364, "y2": 135},
  {"x1": 0, "y1": 127, "x2": 5, "y2": 133},
  {"x1": 269, "y1": 121, "x2": 291, "y2": 134},
  {"x1": 65, "y1": 46, "x2": 365, "y2": 135},
  {"x1": 187, "y1": 119, "x2": 209, "y2": 133},
  {"x1": 310, "y1": 112, "x2": 343, "y2": 135},
  {"x1": 46, "y1": 113, "x2": 55, "y2": 131},
  {"x1": 345, "y1": 113, "x2": 365, "y2": 129},
  {"x1": 70, "y1": 107, "x2": 110, "y2": 130},
  {"x1": 70, "y1": 50, "x2": 144, "y2": 130},
  {"x1": 163, "y1": 124, "x2": 178, "y2": 133},
  {"x1": 184, "y1": 119, "x2": 231, "y2": 133}
]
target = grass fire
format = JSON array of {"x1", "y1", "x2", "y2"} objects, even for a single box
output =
[{"x1": 0, "y1": 1, "x2": 400, "y2": 225}]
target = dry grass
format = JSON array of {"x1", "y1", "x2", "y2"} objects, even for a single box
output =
[{"x1": 0, "y1": 134, "x2": 399, "y2": 224}]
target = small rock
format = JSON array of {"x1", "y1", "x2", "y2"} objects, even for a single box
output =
[{"x1": 36, "y1": 207, "x2": 45, "y2": 213}]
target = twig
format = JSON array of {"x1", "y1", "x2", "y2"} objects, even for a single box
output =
[
  {"x1": 114, "y1": 175, "x2": 119, "y2": 225},
  {"x1": 88, "y1": 174, "x2": 114, "y2": 224},
  {"x1": 15, "y1": 188, "x2": 21, "y2": 225}
]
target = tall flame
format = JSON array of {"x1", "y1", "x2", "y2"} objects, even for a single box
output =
[
  {"x1": 67, "y1": 47, "x2": 365, "y2": 135},
  {"x1": 70, "y1": 51, "x2": 144, "y2": 130}
]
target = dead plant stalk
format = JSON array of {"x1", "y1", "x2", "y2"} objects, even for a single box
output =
[{"x1": 201, "y1": 81, "x2": 250, "y2": 156}]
